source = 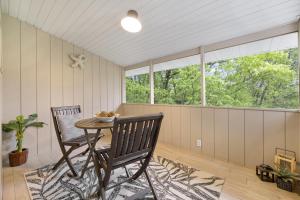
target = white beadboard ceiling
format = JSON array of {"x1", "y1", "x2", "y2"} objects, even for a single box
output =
[{"x1": 1, "y1": 0, "x2": 300, "y2": 67}]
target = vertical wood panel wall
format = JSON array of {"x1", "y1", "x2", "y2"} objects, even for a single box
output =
[
  {"x1": 2, "y1": 15, "x2": 122, "y2": 162},
  {"x1": 122, "y1": 104, "x2": 300, "y2": 168},
  {"x1": 0, "y1": 9, "x2": 3, "y2": 199}
]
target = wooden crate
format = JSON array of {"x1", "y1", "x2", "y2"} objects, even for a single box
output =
[{"x1": 274, "y1": 148, "x2": 296, "y2": 172}]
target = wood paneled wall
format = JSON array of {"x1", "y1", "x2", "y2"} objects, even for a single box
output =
[
  {"x1": 0, "y1": 9, "x2": 3, "y2": 199},
  {"x1": 122, "y1": 104, "x2": 300, "y2": 168},
  {"x1": 1, "y1": 15, "x2": 122, "y2": 163}
]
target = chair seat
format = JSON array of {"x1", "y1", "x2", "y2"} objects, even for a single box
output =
[
  {"x1": 63, "y1": 133, "x2": 101, "y2": 146},
  {"x1": 95, "y1": 148, "x2": 151, "y2": 171}
]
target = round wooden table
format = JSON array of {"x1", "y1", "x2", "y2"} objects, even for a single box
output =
[
  {"x1": 75, "y1": 118, "x2": 113, "y2": 178},
  {"x1": 75, "y1": 117, "x2": 113, "y2": 130}
]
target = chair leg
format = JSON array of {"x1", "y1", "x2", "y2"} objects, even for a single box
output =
[
  {"x1": 100, "y1": 188, "x2": 106, "y2": 200},
  {"x1": 52, "y1": 156, "x2": 65, "y2": 171},
  {"x1": 55, "y1": 146, "x2": 78, "y2": 177},
  {"x1": 96, "y1": 187, "x2": 105, "y2": 200},
  {"x1": 129, "y1": 159, "x2": 157, "y2": 199},
  {"x1": 94, "y1": 158, "x2": 106, "y2": 200},
  {"x1": 81, "y1": 134, "x2": 102, "y2": 156},
  {"x1": 124, "y1": 166, "x2": 129, "y2": 178},
  {"x1": 131, "y1": 159, "x2": 150, "y2": 180},
  {"x1": 144, "y1": 170, "x2": 157, "y2": 200},
  {"x1": 52, "y1": 146, "x2": 74, "y2": 171},
  {"x1": 81, "y1": 147, "x2": 90, "y2": 156},
  {"x1": 65, "y1": 153, "x2": 78, "y2": 177},
  {"x1": 80, "y1": 147, "x2": 94, "y2": 178}
]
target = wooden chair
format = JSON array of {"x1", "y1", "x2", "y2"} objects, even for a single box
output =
[
  {"x1": 93, "y1": 113, "x2": 164, "y2": 200},
  {"x1": 51, "y1": 105, "x2": 102, "y2": 176}
]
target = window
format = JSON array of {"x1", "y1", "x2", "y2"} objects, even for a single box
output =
[
  {"x1": 124, "y1": 32, "x2": 299, "y2": 109},
  {"x1": 205, "y1": 33, "x2": 299, "y2": 108},
  {"x1": 125, "y1": 66, "x2": 150, "y2": 103},
  {"x1": 154, "y1": 55, "x2": 201, "y2": 105}
]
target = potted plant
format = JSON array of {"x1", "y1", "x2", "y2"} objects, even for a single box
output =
[
  {"x1": 273, "y1": 164, "x2": 300, "y2": 192},
  {"x1": 2, "y1": 113, "x2": 46, "y2": 167}
]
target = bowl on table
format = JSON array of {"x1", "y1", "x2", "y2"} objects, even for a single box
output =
[{"x1": 94, "y1": 111, "x2": 120, "y2": 122}]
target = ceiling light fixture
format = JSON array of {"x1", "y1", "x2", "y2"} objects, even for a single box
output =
[{"x1": 121, "y1": 10, "x2": 142, "y2": 33}]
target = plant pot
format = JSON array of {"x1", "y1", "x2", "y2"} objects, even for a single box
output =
[
  {"x1": 8, "y1": 148, "x2": 28, "y2": 167},
  {"x1": 276, "y1": 177, "x2": 293, "y2": 192}
]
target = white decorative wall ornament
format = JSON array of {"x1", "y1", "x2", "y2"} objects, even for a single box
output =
[{"x1": 69, "y1": 54, "x2": 87, "y2": 70}]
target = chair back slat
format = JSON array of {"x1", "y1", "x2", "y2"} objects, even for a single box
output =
[
  {"x1": 143, "y1": 120, "x2": 154, "y2": 149},
  {"x1": 147, "y1": 119, "x2": 158, "y2": 149},
  {"x1": 126, "y1": 122, "x2": 137, "y2": 154},
  {"x1": 139, "y1": 120, "x2": 150, "y2": 150},
  {"x1": 116, "y1": 123, "x2": 125, "y2": 156},
  {"x1": 120, "y1": 123, "x2": 131, "y2": 155},
  {"x1": 109, "y1": 113, "x2": 163, "y2": 167}
]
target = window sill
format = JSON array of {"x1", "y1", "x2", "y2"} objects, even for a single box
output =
[{"x1": 122, "y1": 103, "x2": 300, "y2": 113}]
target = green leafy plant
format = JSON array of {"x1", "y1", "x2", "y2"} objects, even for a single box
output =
[
  {"x1": 126, "y1": 48, "x2": 299, "y2": 109},
  {"x1": 273, "y1": 164, "x2": 300, "y2": 183},
  {"x1": 2, "y1": 114, "x2": 46, "y2": 153}
]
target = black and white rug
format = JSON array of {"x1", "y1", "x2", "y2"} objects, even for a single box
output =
[{"x1": 24, "y1": 155, "x2": 224, "y2": 200}]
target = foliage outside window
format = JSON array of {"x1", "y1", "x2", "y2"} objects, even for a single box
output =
[
  {"x1": 206, "y1": 33, "x2": 299, "y2": 109},
  {"x1": 125, "y1": 33, "x2": 299, "y2": 109},
  {"x1": 126, "y1": 67, "x2": 150, "y2": 103},
  {"x1": 154, "y1": 55, "x2": 201, "y2": 105}
]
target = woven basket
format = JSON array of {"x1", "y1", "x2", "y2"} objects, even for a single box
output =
[{"x1": 276, "y1": 177, "x2": 293, "y2": 192}]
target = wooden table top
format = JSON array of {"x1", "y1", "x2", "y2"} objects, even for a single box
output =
[{"x1": 75, "y1": 118, "x2": 113, "y2": 129}]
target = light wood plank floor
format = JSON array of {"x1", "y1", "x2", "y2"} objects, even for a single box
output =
[{"x1": 2, "y1": 135, "x2": 300, "y2": 200}]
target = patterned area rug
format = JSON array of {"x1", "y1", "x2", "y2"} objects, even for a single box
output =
[{"x1": 24, "y1": 155, "x2": 224, "y2": 199}]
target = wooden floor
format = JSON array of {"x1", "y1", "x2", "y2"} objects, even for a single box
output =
[{"x1": 2, "y1": 135, "x2": 300, "y2": 200}]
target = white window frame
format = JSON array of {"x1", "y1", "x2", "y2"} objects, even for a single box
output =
[{"x1": 123, "y1": 21, "x2": 299, "y2": 108}]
